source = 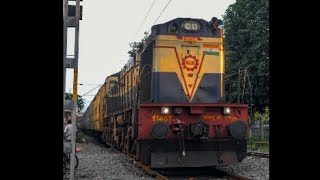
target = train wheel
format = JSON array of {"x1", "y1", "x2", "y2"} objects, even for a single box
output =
[
  {"x1": 125, "y1": 136, "x2": 132, "y2": 154},
  {"x1": 117, "y1": 136, "x2": 122, "y2": 150},
  {"x1": 134, "y1": 140, "x2": 139, "y2": 160}
]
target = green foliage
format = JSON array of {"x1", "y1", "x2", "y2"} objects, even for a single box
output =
[
  {"x1": 253, "y1": 106, "x2": 269, "y2": 125},
  {"x1": 223, "y1": 0, "x2": 269, "y2": 112},
  {"x1": 247, "y1": 140, "x2": 269, "y2": 152},
  {"x1": 76, "y1": 130, "x2": 86, "y2": 143},
  {"x1": 128, "y1": 32, "x2": 149, "y2": 57},
  {"x1": 65, "y1": 93, "x2": 86, "y2": 112}
]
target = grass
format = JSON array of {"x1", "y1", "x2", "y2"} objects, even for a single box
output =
[
  {"x1": 257, "y1": 145, "x2": 269, "y2": 153},
  {"x1": 247, "y1": 137, "x2": 269, "y2": 153},
  {"x1": 248, "y1": 144, "x2": 269, "y2": 153},
  {"x1": 76, "y1": 130, "x2": 86, "y2": 143}
]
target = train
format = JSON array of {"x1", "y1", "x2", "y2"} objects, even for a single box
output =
[{"x1": 79, "y1": 17, "x2": 248, "y2": 168}]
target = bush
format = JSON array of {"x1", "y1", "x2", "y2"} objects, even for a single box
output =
[
  {"x1": 253, "y1": 106, "x2": 269, "y2": 125},
  {"x1": 76, "y1": 130, "x2": 86, "y2": 143}
]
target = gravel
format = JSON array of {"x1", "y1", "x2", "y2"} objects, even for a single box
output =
[
  {"x1": 70, "y1": 134, "x2": 269, "y2": 180},
  {"x1": 218, "y1": 155, "x2": 269, "y2": 180},
  {"x1": 72, "y1": 137, "x2": 154, "y2": 180}
]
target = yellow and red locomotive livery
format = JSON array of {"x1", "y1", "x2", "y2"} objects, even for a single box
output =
[{"x1": 79, "y1": 17, "x2": 248, "y2": 168}]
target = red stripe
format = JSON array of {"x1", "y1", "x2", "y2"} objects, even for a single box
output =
[
  {"x1": 190, "y1": 54, "x2": 205, "y2": 99},
  {"x1": 139, "y1": 103, "x2": 249, "y2": 107},
  {"x1": 154, "y1": 46, "x2": 190, "y2": 99},
  {"x1": 177, "y1": 36, "x2": 202, "y2": 41}
]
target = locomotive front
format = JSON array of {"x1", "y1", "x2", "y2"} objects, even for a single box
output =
[{"x1": 136, "y1": 17, "x2": 248, "y2": 168}]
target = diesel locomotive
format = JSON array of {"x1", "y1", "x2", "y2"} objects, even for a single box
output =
[{"x1": 79, "y1": 17, "x2": 248, "y2": 168}]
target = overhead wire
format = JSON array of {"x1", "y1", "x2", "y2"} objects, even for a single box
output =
[
  {"x1": 81, "y1": 84, "x2": 102, "y2": 97},
  {"x1": 135, "y1": 0, "x2": 157, "y2": 37},
  {"x1": 147, "y1": 0, "x2": 173, "y2": 34}
]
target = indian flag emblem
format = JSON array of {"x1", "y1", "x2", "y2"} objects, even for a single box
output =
[{"x1": 203, "y1": 44, "x2": 220, "y2": 56}]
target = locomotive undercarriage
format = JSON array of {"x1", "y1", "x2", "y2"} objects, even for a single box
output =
[
  {"x1": 136, "y1": 139, "x2": 247, "y2": 168},
  {"x1": 102, "y1": 111, "x2": 247, "y2": 168},
  {"x1": 102, "y1": 110, "x2": 136, "y2": 153}
]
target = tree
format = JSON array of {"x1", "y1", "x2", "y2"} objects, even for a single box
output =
[
  {"x1": 223, "y1": 0, "x2": 269, "y2": 112},
  {"x1": 65, "y1": 93, "x2": 86, "y2": 112},
  {"x1": 128, "y1": 32, "x2": 149, "y2": 57}
]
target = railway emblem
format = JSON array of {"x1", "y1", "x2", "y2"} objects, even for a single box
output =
[
  {"x1": 180, "y1": 54, "x2": 202, "y2": 102},
  {"x1": 182, "y1": 55, "x2": 199, "y2": 71}
]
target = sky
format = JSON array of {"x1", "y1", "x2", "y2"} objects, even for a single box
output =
[{"x1": 65, "y1": 0, "x2": 236, "y2": 110}]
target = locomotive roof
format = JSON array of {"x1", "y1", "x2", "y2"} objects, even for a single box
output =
[{"x1": 150, "y1": 17, "x2": 221, "y2": 38}]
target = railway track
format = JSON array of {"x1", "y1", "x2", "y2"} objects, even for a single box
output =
[
  {"x1": 247, "y1": 151, "x2": 269, "y2": 158},
  {"x1": 223, "y1": 171, "x2": 251, "y2": 180},
  {"x1": 125, "y1": 154, "x2": 251, "y2": 180},
  {"x1": 99, "y1": 137, "x2": 252, "y2": 180},
  {"x1": 104, "y1": 145, "x2": 252, "y2": 180}
]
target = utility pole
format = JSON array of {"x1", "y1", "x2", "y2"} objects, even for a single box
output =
[
  {"x1": 63, "y1": 0, "x2": 68, "y2": 128},
  {"x1": 63, "y1": 0, "x2": 83, "y2": 180}
]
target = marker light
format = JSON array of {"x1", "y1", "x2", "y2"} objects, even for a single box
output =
[
  {"x1": 161, "y1": 107, "x2": 170, "y2": 114},
  {"x1": 223, "y1": 107, "x2": 231, "y2": 115}
]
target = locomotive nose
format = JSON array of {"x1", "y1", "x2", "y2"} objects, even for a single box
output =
[{"x1": 228, "y1": 120, "x2": 247, "y2": 139}]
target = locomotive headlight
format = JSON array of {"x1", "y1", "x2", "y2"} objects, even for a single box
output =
[
  {"x1": 223, "y1": 107, "x2": 231, "y2": 115},
  {"x1": 174, "y1": 107, "x2": 183, "y2": 115},
  {"x1": 191, "y1": 23, "x2": 199, "y2": 31},
  {"x1": 161, "y1": 107, "x2": 170, "y2": 114},
  {"x1": 183, "y1": 22, "x2": 192, "y2": 30},
  {"x1": 182, "y1": 21, "x2": 200, "y2": 32}
]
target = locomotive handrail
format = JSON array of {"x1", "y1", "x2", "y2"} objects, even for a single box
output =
[{"x1": 139, "y1": 64, "x2": 152, "y2": 81}]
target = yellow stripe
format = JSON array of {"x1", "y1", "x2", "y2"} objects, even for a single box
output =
[
  {"x1": 220, "y1": 29, "x2": 224, "y2": 98},
  {"x1": 203, "y1": 44, "x2": 220, "y2": 48}
]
